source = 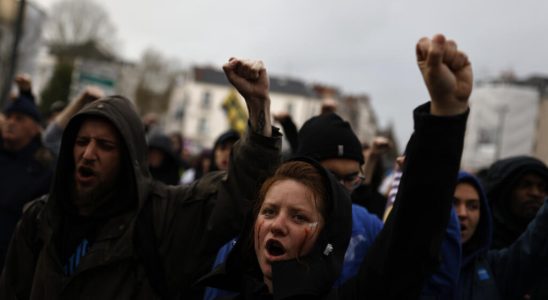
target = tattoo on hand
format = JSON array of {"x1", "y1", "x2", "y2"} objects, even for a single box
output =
[{"x1": 256, "y1": 110, "x2": 265, "y2": 134}]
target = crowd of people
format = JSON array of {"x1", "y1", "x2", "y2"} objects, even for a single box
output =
[{"x1": 0, "y1": 34, "x2": 547, "y2": 299}]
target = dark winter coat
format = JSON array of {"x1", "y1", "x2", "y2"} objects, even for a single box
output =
[
  {"x1": 0, "y1": 96, "x2": 281, "y2": 300},
  {"x1": 0, "y1": 136, "x2": 54, "y2": 271},
  {"x1": 457, "y1": 171, "x2": 548, "y2": 300},
  {"x1": 199, "y1": 102, "x2": 468, "y2": 299},
  {"x1": 198, "y1": 157, "x2": 354, "y2": 299}
]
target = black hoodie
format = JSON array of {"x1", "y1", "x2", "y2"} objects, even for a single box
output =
[
  {"x1": 198, "y1": 157, "x2": 353, "y2": 299},
  {"x1": 483, "y1": 156, "x2": 548, "y2": 249}
]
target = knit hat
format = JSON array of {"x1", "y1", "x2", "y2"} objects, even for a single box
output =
[
  {"x1": 296, "y1": 113, "x2": 364, "y2": 164},
  {"x1": 3, "y1": 94, "x2": 41, "y2": 123},
  {"x1": 147, "y1": 131, "x2": 180, "y2": 165},
  {"x1": 214, "y1": 130, "x2": 240, "y2": 148}
]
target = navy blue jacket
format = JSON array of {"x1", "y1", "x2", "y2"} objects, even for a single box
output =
[
  {"x1": 457, "y1": 171, "x2": 548, "y2": 300},
  {"x1": 0, "y1": 136, "x2": 54, "y2": 271}
]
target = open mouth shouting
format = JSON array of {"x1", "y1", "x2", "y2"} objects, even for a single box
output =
[
  {"x1": 265, "y1": 239, "x2": 287, "y2": 258},
  {"x1": 76, "y1": 166, "x2": 97, "y2": 185}
]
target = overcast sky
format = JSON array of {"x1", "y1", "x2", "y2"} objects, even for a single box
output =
[{"x1": 34, "y1": 0, "x2": 548, "y2": 148}]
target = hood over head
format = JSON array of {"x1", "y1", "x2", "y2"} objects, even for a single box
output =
[
  {"x1": 200, "y1": 157, "x2": 352, "y2": 297},
  {"x1": 47, "y1": 96, "x2": 152, "y2": 222},
  {"x1": 457, "y1": 171, "x2": 491, "y2": 267},
  {"x1": 209, "y1": 129, "x2": 240, "y2": 172},
  {"x1": 483, "y1": 155, "x2": 548, "y2": 248}
]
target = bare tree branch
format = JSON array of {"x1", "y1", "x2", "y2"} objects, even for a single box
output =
[{"x1": 45, "y1": 0, "x2": 118, "y2": 53}]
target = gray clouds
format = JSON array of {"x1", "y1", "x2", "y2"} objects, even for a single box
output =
[{"x1": 36, "y1": 0, "x2": 548, "y2": 147}]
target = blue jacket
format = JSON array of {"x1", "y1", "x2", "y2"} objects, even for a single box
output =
[
  {"x1": 457, "y1": 171, "x2": 548, "y2": 300},
  {"x1": 0, "y1": 136, "x2": 54, "y2": 271},
  {"x1": 204, "y1": 204, "x2": 383, "y2": 300},
  {"x1": 205, "y1": 203, "x2": 461, "y2": 300}
]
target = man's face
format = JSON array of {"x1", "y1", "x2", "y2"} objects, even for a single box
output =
[
  {"x1": 1, "y1": 112, "x2": 40, "y2": 151},
  {"x1": 453, "y1": 182, "x2": 481, "y2": 244},
  {"x1": 320, "y1": 158, "x2": 362, "y2": 191},
  {"x1": 510, "y1": 172, "x2": 547, "y2": 220},
  {"x1": 214, "y1": 141, "x2": 235, "y2": 171},
  {"x1": 73, "y1": 118, "x2": 121, "y2": 215}
]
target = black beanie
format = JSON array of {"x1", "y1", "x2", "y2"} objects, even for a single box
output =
[
  {"x1": 296, "y1": 113, "x2": 364, "y2": 164},
  {"x1": 4, "y1": 94, "x2": 41, "y2": 123}
]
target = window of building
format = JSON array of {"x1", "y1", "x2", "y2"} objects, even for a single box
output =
[
  {"x1": 197, "y1": 117, "x2": 208, "y2": 135},
  {"x1": 201, "y1": 91, "x2": 211, "y2": 109},
  {"x1": 286, "y1": 102, "x2": 294, "y2": 115}
]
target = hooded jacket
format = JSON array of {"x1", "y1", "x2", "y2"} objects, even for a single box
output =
[
  {"x1": 200, "y1": 102, "x2": 468, "y2": 299},
  {"x1": 209, "y1": 130, "x2": 240, "y2": 172},
  {"x1": 483, "y1": 156, "x2": 548, "y2": 249},
  {"x1": 197, "y1": 157, "x2": 354, "y2": 299},
  {"x1": 0, "y1": 96, "x2": 282, "y2": 300},
  {"x1": 456, "y1": 171, "x2": 498, "y2": 300},
  {"x1": 457, "y1": 171, "x2": 548, "y2": 300}
]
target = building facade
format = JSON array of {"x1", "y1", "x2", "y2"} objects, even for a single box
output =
[
  {"x1": 165, "y1": 66, "x2": 322, "y2": 150},
  {"x1": 461, "y1": 82, "x2": 540, "y2": 171}
]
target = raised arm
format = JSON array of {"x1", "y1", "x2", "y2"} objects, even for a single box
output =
[
  {"x1": 340, "y1": 34, "x2": 472, "y2": 299},
  {"x1": 223, "y1": 57, "x2": 272, "y2": 137},
  {"x1": 156, "y1": 59, "x2": 282, "y2": 292},
  {"x1": 43, "y1": 87, "x2": 104, "y2": 156}
]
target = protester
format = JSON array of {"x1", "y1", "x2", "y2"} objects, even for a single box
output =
[
  {"x1": 205, "y1": 107, "x2": 385, "y2": 300},
  {"x1": 147, "y1": 131, "x2": 182, "y2": 185},
  {"x1": 0, "y1": 58, "x2": 282, "y2": 299},
  {"x1": 0, "y1": 75, "x2": 55, "y2": 271},
  {"x1": 200, "y1": 33, "x2": 472, "y2": 299},
  {"x1": 209, "y1": 129, "x2": 240, "y2": 172},
  {"x1": 484, "y1": 156, "x2": 548, "y2": 249},
  {"x1": 483, "y1": 156, "x2": 548, "y2": 298},
  {"x1": 455, "y1": 171, "x2": 548, "y2": 300},
  {"x1": 294, "y1": 111, "x2": 384, "y2": 286}
]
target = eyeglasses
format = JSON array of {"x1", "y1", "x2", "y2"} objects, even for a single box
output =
[{"x1": 329, "y1": 171, "x2": 365, "y2": 191}]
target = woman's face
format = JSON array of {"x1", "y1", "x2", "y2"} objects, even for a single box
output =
[{"x1": 254, "y1": 179, "x2": 324, "y2": 290}]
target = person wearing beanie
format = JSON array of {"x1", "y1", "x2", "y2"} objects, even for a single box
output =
[
  {"x1": 209, "y1": 129, "x2": 240, "y2": 172},
  {"x1": 0, "y1": 58, "x2": 282, "y2": 299},
  {"x1": 296, "y1": 111, "x2": 461, "y2": 297},
  {"x1": 0, "y1": 75, "x2": 55, "y2": 271}
]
